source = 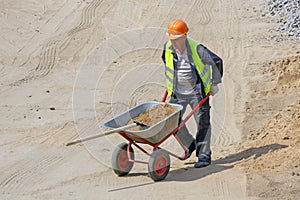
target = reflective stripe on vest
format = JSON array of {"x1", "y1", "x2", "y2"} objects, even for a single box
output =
[{"x1": 164, "y1": 38, "x2": 212, "y2": 96}]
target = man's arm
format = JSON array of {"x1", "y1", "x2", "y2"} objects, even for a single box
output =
[{"x1": 197, "y1": 44, "x2": 222, "y2": 84}]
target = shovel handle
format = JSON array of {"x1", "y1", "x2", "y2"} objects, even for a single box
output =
[{"x1": 65, "y1": 122, "x2": 148, "y2": 146}]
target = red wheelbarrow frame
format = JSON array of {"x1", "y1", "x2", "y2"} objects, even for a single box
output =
[{"x1": 117, "y1": 91, "x2": 211, "y2": 165}]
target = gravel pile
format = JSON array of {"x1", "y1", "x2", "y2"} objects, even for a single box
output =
[{"x1": 263, "y1": 0, "x2": 300, "y2": 41}]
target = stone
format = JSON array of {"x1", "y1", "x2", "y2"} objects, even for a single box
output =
[{"x1": 264, "y1": 0, "x2": 300, "y2": 40}]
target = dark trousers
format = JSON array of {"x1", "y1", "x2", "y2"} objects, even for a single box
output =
[{"x1": 170, "y1": 93, "x2": 212, "y2": 159}]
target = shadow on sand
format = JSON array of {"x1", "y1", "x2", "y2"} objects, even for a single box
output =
[
  {"x1": 108, "y1": 143, "x2": 287, "y2": 191},
  {"x1": 165, "y1": 143, "x2": 288, "y2": 182}
]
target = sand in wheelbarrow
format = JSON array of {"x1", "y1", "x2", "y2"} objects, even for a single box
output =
[{"x1": 129, "y1": 104, "x2": 177, "y2": 131}]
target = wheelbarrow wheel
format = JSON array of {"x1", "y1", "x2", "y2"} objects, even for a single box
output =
[
  {"x1": 112, "y1": 142, "x2": 134, "y2": 176},
  {"x1": 148, "y1": 149, "x2": 170, "y2": 181}
]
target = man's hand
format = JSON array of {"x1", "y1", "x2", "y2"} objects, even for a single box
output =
[{"x1": 210, "y1": 84, "x2": 219, "y2": 96}]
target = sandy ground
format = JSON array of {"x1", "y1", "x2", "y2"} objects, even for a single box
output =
[{"x1": 0, "y1": 0, "x2": 299, "y2": 199}]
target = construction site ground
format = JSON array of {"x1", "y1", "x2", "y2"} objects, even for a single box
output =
[{"x1": 0, "y1": 0, "x2": 299, "y2": 199}]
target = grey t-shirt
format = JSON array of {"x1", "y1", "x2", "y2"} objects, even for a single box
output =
[{"x1": 175, "y1": 49, "x2": 197, "y2": 95}]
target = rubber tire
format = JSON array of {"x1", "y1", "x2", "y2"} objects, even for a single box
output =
[
  {"x1": 112, "y1": 142, "x2": 134, "y2": 176},
  {"x1": 148, "y1": 149, "x2": 170, "y2": 181}
]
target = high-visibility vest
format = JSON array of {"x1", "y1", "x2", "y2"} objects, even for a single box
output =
[{"x1": 164, "y1": 38, "x2": 212, "y2": 96}]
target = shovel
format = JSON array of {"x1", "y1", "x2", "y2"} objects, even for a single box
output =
[{"x1": 65, "y1": 121, "x2": 149, "y2": 146}]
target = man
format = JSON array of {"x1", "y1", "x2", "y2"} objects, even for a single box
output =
[{"x1": 162, "y1": 19, "x2": 222, "y2": 168}]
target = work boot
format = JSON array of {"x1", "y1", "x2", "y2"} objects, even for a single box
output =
[
  {"x1": 194, "y1": 159, "x2": 211, "y2": 168},
  {"x1": 194, "y1": 154, "x2": 211, "y2": 168}
]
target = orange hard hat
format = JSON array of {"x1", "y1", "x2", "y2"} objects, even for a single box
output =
[{"x1": 166, "y1": 19, "x2": 189, "y2": 39}]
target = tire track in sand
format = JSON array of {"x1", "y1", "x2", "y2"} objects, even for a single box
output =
[
  {"x1": 0, "y1": 66, "x2": 4, "y2": 74},
  {"x1": 212, "y1": 0, "x2": 249, "y2": 147},
  {"x1": 0, "y1": 122, "x2": 76, "y2": 195},
  {"x1": 212, "y1": 113, "x2": 235, "y2": 146},
  {"x1": 186, "y1": 0, "x2": 213, "y2": 25},
  {"x1": 0, "y1": 152, "x2": 64, "y2": 195},
  {"x1": 1, "y1": 122, "x2": 78, "y2": 148},
  {"x1": 67, "y1": 0, "x2": 103, "y2": 36},
  {"x1": 12, "y1": 0, "x2": 104, "y2": 85},
  {"x1": 37, "y1": 0, "x2": 104, "y2": 75},
  {"x1": 34, "y1": 39, "x2": 60, "y2": 77}
]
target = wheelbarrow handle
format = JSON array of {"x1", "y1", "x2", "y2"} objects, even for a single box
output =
[
  {"x1": 153, "y1": 93, "x2": 211, "y2": 150},
  {"x1": 65, "y1": 121, "x2": 148, "y2": 146},
  {"x1": 161, "y1": 90, "x2": 168, "y2": 102}
]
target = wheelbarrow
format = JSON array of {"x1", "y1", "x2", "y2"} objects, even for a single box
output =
[{"x1": 67, "y1": 91, "x2": 210, "y2": 181}]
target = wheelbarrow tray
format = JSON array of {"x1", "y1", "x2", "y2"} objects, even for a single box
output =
[{"x1": 102, "y1": 102, "x2": 183, "y2": 144}]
